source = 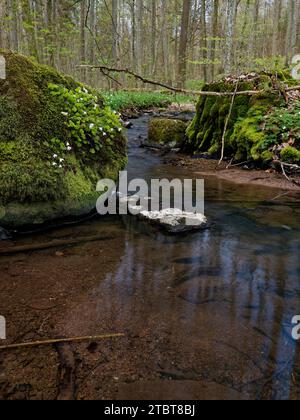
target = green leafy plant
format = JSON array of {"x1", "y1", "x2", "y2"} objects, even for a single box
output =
[
  {"x1": 263, "y1": 101, "x2": 300, "y2": 150},
  {"x1": 102, "y1": 91, "x2": 193, "y2": 112},
  {"x1": 48, "y1": 83, "x2": 123, "y2": 163}
]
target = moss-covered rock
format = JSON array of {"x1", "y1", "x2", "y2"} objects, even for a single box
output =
[
  {"x1": 185, "y1": 76, "x2": 284, "y2": 162},
  {"x1": 280, "y1": 146, "x2": 300, "y2": 163},
  {"x1": 0, "y1": 51, "x2": 127, "y2": 228},
  {"x1": 148, "y1": 118, "x2": 187, "y2": 147}
]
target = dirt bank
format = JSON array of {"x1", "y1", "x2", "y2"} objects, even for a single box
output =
[{"x1": 167, "y1": 155, "x2": 300, "y2": 192}]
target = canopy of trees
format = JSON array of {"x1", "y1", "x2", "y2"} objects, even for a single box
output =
[{"x1": 0, "y1": 0, "x2": 299, "y2": 89}]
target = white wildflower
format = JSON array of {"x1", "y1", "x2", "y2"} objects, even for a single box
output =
[
  {"x1": 89, "y1": 123, "x2": 95, "y2": 129},
  {"x1": 52, "y1": 162, "x2": 57, "y2": 166},
  {"x1": 61, "y1": 112, "x2": 68, "y2": 117},
  {"x1": 53, "y1": 154, "x2": 58, "y2": 158}
]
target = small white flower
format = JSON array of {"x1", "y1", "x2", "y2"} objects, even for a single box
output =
[
  {"x1": 99, "y1": 127, "x2": 103, "y2": 131},
  {"x1": 111, "y1": 128, "x2": 114, "y2": 132},
  {"x1": 59, "y1": 158, "x2": 64, "y2": 163},
  {"x1": 66, "y1": 142, "x2": 70, "y2": 146},
  {"x1": 89, "y1": 123, "x2": 95, "y2": 129},
  {"x1": 53, "y1": 154, "x2": 58, "y2": 158},
  {"x1": 83, "y1": 111, "x2": 87, "y2": 115},
  {"x1": 61, "y1": 112, "x2": 68, "y2": 116},
  {"x1": 83, "y1": 88, "x2": 88, "y2": 94},
  {"x1": 103, "y1": 132, "x2": 107, "y2": 136},
  {"x1": 118, "y1": 128, "x2": 122, "y2": 132},
  {"x1": 52, "y1": 162, "x2": 57, "y2": 166},
  {"x1": 67, "y1": 146, "x2": 72, "y2": 151},
  {"x1": 59, "y1": 164, "x2": 63, "y2": 168}
]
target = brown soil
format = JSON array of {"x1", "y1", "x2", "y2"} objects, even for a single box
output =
[{"x1": 168, "y1": 155, "x2": 300, "y2": 192}]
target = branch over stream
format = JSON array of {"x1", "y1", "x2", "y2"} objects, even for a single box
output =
[{"x1": 78, "y1": 64, "x2": 300, "y2": 97}]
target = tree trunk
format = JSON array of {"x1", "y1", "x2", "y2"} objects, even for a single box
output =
[{"x1": 178, "y1": 0, "x2": 191, "y2": 88}]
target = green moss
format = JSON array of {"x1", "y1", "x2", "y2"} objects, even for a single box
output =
[
  {"x1": 0, "y1": 51, "x2": 127, "y2": 228},
  {"x1": 280, "y1": 146, "x2": 300, "y2": 163},
  {"x1": 261, "y1": 150, "x2": 274, "y2": 163},
  {"x1": 184, "y1": 75, "x2": 281, "y2": 161},
  {"x1": 148, "y1": 118, "x2": 187, "y2": 146}
]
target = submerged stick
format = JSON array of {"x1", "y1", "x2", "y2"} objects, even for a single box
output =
[
  {"x1": 0, "y1": 235, "x2": 112, "y2": 256},
  {"x1": 0, "y1": 333, "x2": 125, "y2": 351}
]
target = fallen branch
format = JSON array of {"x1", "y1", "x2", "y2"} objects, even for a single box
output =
[
  {"x1": 285, "y1": 85, "x2": 300, "y2": 92},
  {"x1": 78, "y1": 65, "x2": 264, "y2": 97},
  {"x1": 0, "y1": 235, "x2": 112, "y2": 256},
  {"x1": 227, "y1": 159, "x2": 252, "y2": 169},
  {"x1": 0, "y1": 333, "x2": 125, "y2": 351},
  {"x1": 280, "y1": 161, "x2": 300, "y2": 171},
  {"x1": 279, "y1": 161, "x2": 300, "y2": 187}
]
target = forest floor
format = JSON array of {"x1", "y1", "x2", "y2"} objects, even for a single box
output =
[{"x1": 167, "y1": 155, "x2": 300, "y2": 192}]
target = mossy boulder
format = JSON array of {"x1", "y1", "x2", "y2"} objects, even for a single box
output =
[
  {"x1": 280, "y1": 146, "x2": 300, "y2": 163},
  {"x1": 185, "y1": 76, "x2": 284, "y2": 163},
  {"x1": 148, "y1": 118, "x2": 187, "y2": 147},
  {"x1": 0, "y1": 51, "x2": 127, "y2": 228}
]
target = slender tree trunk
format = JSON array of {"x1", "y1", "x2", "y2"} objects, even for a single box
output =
[
  {"x1": 151, "y1": 0, "x2": 157, "y2": 75},
  {"x1": 80, "y1": 0, "x2": 87, "y2": 81},
  {"x1": 178, "y1": 0, "x2": 191, "y2": 88},
  {"x1": 224, "y1": 0, "x2": 237, "y2": 75},
  {"x1": 201, "y1": 0, "x2": 208, "y2": 83},
  {"x1": 210, "y1": 0, "x2": 219, "y2": 81}
]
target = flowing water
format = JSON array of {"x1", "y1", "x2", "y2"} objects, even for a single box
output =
[{"x1": 0, "y1": 115, "x2": 300, "y2": 400}]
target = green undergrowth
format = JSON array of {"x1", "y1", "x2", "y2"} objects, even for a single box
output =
[{"x1": 103, "y1": 91, "x2": 194, "y2": 112}]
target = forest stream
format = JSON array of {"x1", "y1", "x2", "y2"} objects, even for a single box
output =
[{"x1": 0, "y1": 113, "x2": 300, "y2": 400}]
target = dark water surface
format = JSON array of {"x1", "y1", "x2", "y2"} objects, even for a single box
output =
[{"x1": 0, "y1": 115, "x2": 300, "y2": 400}]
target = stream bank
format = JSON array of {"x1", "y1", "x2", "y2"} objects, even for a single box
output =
[
  {"x1": 0, "y1": 114, "x2": 300, "y2": 400},
  {"x1": 166, "y1": 155, "x2": 300, "y2": 191}
]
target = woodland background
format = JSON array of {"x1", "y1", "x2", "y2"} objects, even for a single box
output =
[{"x1": 0, "y1": 0, "x2": 299, "y2": 89}]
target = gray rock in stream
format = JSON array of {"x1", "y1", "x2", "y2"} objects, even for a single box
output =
[
  {"x1": 118, "y1": 195, "x2": 207, "y2": 234},
  {"x1": 137, "y1": 208, "x2": 207, "y2": 234}
]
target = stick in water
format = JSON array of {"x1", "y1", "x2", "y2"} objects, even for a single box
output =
[{"x1": 0, "y1": 333, "x2": 125, "y2": 351}]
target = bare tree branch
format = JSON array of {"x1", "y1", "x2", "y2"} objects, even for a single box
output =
[{"x1": 78, "y1": 64, "x2": 268, "y2": 96}]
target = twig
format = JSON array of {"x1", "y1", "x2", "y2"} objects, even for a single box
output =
[
  {"x1": 226, "y1": 158, "x2": 234, "y2": 169},
  {"x1": 270, "y1": 191, "x2": 292, "y2": 201},
  {"x1": 280, "y1": 162, "x2": 300, "y2": 187},
  {"x1": 227, "y1": 160, "x2": 251, "y2": 169},
  {"x1": 78, "y1": 65, "x2": 264, "y2": 97},
  {"x1": 0, "y1": 333, "x2": 125, "y2": 351},
  {"x1": 285, "y1": 85, "x2": 300, "y2": 92},
  {"x1": 218, "y1": 82, "x2": 239, "y2": 166},
  {"x1": 0, "y1": 235, "x2": 113, "y2": 256}
]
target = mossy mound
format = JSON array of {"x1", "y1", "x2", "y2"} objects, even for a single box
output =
[
  {"x1": 185, "y1": 75, "x2": 284, "y2": 163},
  {"x1": 280, "y1": 146, "x2": 300, "y2": 163},
  {"x1": 0, "y1": 51, "x2": 127, "y2": 228},
  {"x1": 148, "y1": 118, "x2": 187, "y2": 147}
]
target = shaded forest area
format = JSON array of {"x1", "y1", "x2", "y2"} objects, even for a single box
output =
[{"x1": 1, "y1": 0, "x2": 299, "y2": 90}]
